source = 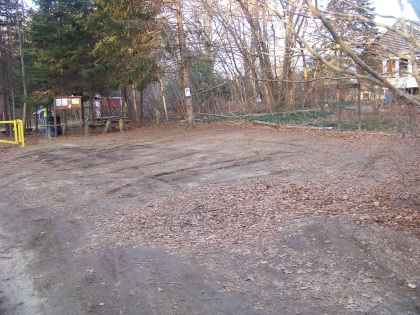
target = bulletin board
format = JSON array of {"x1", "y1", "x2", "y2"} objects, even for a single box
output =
[
  {"x1": 54, "y1": 96, "x2": 82, "y2": 110},
  {"x1": 48, "y1": 96, "x2": 83, "y2": 137}
]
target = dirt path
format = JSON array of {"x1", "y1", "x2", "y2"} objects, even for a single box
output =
[{"x1": 0, "y1": 122, "x2": 419, "y2": 314}]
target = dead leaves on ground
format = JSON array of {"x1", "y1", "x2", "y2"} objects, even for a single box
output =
[{"x1": 92, "y1": 174, "x2": 419, "y2": 252}]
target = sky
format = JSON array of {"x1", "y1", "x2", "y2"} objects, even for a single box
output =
[
  {"x1": 374, "y1": 0, "x2": 419, "y2": 23},
  {"x1": 23, "y1": 0, "x2": 419, "y2": 24}
]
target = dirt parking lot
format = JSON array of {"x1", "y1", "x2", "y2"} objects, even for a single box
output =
[{"x1": 0, "y1": 122, "x2": 419, "y2": 315}]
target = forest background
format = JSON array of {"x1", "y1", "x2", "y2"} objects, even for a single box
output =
[{"x1": 1, "y1": 0, "x2": 419, "y2": 133}]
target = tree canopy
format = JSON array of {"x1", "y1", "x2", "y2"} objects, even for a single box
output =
[
  {"x1": 1, "y1": 0, "x2": 419, "y2": 131},
  {"x1": 87, "y1": 0, "x2": 162, "y2": 90},
  {"x1": 27, "y1": 0, "x2": 96, "y2": 98}
]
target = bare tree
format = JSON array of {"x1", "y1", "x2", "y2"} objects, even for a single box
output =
[
  {"x1": 175, "y1": 0, "x2": 194, "y2": 127},
  {"x1": 267, "y1": 0, "x2": 420, "y2": 107}
]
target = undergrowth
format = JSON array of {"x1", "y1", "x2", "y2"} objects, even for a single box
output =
[{"x1": 197, "y1": 104, "x2": 418, "y2": 134}]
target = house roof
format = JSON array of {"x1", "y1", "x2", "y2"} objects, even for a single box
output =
[
  {"x1": 375, "y1": 22, "x2": 420, "y2": 58},
  {"x1": 32, "y1": 108, "x2": 47, "y2": 115}
]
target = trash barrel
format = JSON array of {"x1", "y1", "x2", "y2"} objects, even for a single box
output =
[{"x1": 47, "y1": 116, "x2": 62, "y2": 135}]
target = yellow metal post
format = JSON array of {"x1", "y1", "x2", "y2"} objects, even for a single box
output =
[
  {"x1": 17, "y1": 119, "x2": 24, "y2": 147},
  {"x1": 119, "y1": 117, "x2": 125, "y2": 132},
  {"x1": 0, "y1": 120, "x2": 25, "y2": 147}
]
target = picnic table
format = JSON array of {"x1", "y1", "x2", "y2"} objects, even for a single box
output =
[{"x1": 86, "y1": 116, "x2": 129, "y2": 134}]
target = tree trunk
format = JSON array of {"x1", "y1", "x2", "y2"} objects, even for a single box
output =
[
  {"x1": 175, "y1": 0, "x2": 194, "y2": 127},
  {"x1": 2, "y1": 54, "x2": 11, "y2": 136},
  {"x1": 89, "y1": 91, "x2": 94, "y2": 122},
  {"x1": 357, "y1": 79, "x2": 362, "y2": 132},
  {"x1": 284, "y1": 25, "x2": 295, "y2": 108},
  {"x1": 122, "y1": 86, "x2": 128, "y2": 118},
  {"x1": 281, "y1": 2, "x2": 304, "y2": 108},
  {"x1": 299, "y1": 40, "x2": 311, "y2": 103},
  {"x1": 154, "y1": 102, "x2": 161, "y2": 126},
  {"x1": 237, "y1": 0, "x2": 276, "y2": 107},
  {"x1": 159, "y1": 76, "x2": 169, "y2": 123},
  {"x1": 17, "y1": 2, "x2": 28, "y2": 133},
  {"x1": 337, "y1": 50, "x2": 342, "y2": 132},
  {"x1": 139, "y1": 88, "x2": 144, "y2": 126},
  {"x1": 131, "y1": 85, "x2": 139, "y2": 125},
  {"x1": 3, "y1": 88, "x2": 10, "y2": 136}
]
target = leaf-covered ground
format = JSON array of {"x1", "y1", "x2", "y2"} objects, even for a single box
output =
[{"x1": 0, "y1": 121, "x2": 419, "y2": 314}]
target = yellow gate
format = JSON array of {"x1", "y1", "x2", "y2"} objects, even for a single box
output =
[{"x1": 0, "y1": 120, "x2": 25, "y2": 147}]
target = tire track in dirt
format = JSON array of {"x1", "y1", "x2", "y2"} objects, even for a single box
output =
[{"x1": 0, "y1": 123, "x2": 418, "y2": 314}]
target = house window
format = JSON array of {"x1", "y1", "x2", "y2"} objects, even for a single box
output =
[
  {"x1": 386, "y1": 59, "x2": 397, "y2": 78},
  {"x1": 399, "y1": 59, "x2": 408, "y2": 77}
]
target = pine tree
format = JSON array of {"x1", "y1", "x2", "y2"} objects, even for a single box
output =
[
  {"x1": 26, "y1": 0, "x2": 97, "y2": 98},
  {"x1": 87, "y1": 0, "x2": 162, "y2": 90},
  {"x1": 326, "y1": 0, "x2": 379, "y2": 50},
  {"x1": 0, "y1": 0, "x2": 24, "y2": 129}
]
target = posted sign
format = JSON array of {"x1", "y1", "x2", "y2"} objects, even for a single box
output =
[{"x1": 54, "y1": 96, "x2": 82, "y2": 109}]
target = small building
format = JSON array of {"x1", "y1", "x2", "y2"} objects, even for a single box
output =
[{"x1": 366, "y1": 22, "x2": 420, "y2": 99}]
